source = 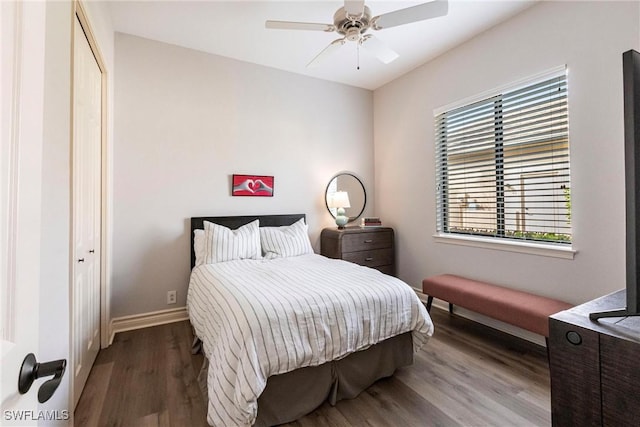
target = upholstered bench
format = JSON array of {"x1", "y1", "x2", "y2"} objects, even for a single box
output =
[{"x1": 422, "y1": 274, "x2": 573, "y2": 337}]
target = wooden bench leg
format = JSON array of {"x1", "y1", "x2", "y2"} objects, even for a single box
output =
[{"x1": 425, "y1": 297, "x2": 454, "y2": 314}]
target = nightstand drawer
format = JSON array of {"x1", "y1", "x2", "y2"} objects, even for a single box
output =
[
  {"x1": 342, "y1": 248, "x2": 393, "y2": 267},
  {"x1": 341, "y1": 231, "x2": 393, "y2": 252}
]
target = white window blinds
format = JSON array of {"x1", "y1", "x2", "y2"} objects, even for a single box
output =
[{"x1": 435, "y1": 72, "x2": 571, "y2": 244}]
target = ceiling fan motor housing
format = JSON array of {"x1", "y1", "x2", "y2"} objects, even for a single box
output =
[{"x1": 334, "y1": 6, "x2": 372, "y2": 41}]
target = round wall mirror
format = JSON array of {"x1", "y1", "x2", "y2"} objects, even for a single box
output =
[{"x1": 325, "y1": 173, "x2": 366, "y2": 222}]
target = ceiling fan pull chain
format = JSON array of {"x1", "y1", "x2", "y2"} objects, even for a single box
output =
[{"x1": 357, "y1": 41, "x2": 360, "y2": 70}]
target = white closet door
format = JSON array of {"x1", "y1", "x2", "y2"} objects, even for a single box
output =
[{"x1": 72, "y1": 15, "x2": 101, "y2": 407}]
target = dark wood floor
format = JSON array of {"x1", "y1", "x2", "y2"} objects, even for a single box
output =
[{"x1": 75, "y1": 308, "x2": 551, "y2": 426}]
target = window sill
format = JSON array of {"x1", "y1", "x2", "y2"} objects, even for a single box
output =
[{"x1": 432, "y1": 233, "x2": 576, "y2": 260}]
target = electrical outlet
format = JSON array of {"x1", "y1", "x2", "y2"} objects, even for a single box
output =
[{"x1": 167, "y1": 290, "x2": 177, "y2": 305}]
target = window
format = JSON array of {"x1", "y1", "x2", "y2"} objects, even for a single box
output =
[{"x1": 435, "y1": 70, "x2": 571, "y2": 245}]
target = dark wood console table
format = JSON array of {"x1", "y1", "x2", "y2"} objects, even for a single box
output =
[{"x1": 548, "y1": 290, "x2": 640, "y2": 426}]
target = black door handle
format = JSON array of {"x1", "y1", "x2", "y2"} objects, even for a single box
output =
[{"x1": 18, "y1": 353, "x2": 67, "y2": 403}]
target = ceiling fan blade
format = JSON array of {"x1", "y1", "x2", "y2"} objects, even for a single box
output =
[
  {"x1": 265, "y1": 20, "x2": 335, "y2": 32},
  {"x1": 360, "y1": 35, "x2": 399, "y2": 64},
  {"x1": 344, "y1": 0, "x2": 365, "y2": 17},
  {"x1": 307, "y1": 38, "x2": 346, "y2": 68},
  {"x1": 372, "y1": 0, "x2": 449, "y2": 30}
]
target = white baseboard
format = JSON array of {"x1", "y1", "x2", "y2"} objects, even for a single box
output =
[
  {"x1": 413, "y1": 287, "x2": 546, "y2": 347},
  {"x1": 109, "y1": 306, "x2": 189, "y2": 345}
]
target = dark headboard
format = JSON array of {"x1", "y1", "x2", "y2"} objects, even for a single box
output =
[{"x1": 190, "y1": 214, "x2": 306, "y2": 268}]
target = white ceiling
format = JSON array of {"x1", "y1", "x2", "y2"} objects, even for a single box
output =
[{"x1": 106, "y1": 0, "x2": 536, "y2": 90}]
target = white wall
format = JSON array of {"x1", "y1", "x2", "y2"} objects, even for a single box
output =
[
  {"x1": 112, "y1": 34, "x2": 374, "y2": 317},
  {"x1": 373, "y1": 1, "x2": 640, "y2": 305}
]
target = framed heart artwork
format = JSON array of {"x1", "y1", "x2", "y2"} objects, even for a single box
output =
[{"x1": 232, "y1": 174, "x2": 274, "y2": 197}]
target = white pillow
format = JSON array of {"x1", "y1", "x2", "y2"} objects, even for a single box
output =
[
  {"x1": 260, "y1": 218, "x2": 313, "y2": 259},
  {"x1": 194, "y1": 229, "x2": 205, "y2": 266},
  {"x1": 203, "y1": 219, "x2": 261, "y2": 264}
]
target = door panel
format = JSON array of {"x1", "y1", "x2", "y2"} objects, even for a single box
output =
[{"x1": 72, "y1": 15, "x2": 101, "y2": 408}]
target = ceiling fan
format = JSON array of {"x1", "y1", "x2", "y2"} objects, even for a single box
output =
[{"x1": 265, "y1": 0, "x2": 448, "y2": 68}]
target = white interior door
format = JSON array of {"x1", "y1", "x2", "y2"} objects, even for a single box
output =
[
  {"x1": 0, "y1": 0, "x2": 50, "y2": 422},
  {"x1": 71, "y1": 15, "x2": 102, "y2": 407}
]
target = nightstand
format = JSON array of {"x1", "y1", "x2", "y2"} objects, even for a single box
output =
[{"x1": 320, "y1": 226, "x2": 395, "y2": 276}]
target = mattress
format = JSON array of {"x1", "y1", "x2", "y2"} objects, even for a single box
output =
[{"x1": 187, "y1": 253, "x2": 434, "y2": 426}]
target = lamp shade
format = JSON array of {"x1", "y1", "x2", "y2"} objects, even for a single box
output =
[{"x1": 328, "y1": 191, "x2": 351, "y2": 209}]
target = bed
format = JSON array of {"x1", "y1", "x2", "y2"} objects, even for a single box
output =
[{"x1": 187, "y1": 214, "x2": 434, "y2": 426}]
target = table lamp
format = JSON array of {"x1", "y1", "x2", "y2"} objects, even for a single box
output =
[{"x1": 328, "y1": 191, "x2": 351, "y2": 229}]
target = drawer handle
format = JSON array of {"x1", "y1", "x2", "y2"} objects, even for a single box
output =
[
  {"x1": 365, "y1": 257, "x2": 374, "y2": 261},
  {"x1": 363, "y1": 239, "x2": 373, "y2": 243}
]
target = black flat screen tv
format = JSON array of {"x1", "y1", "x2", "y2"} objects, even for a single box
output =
[{"x1": 591, "y1": 49, "x2": 640, "y2": 319}]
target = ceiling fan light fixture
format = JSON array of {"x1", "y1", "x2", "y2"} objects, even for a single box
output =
[
  {"x1": 266, "y1": 0, "x2": 449, "y2": 68},
  {"x1": 345, "y1": 28, "x2": 361, "y2": 42}
]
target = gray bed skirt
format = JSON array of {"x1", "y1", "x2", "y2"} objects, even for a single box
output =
[{"x1": 196, "y1": 332, "x2": 414, "y2": 426}]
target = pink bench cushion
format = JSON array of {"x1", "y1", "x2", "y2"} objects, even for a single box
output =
[{"x1": 422, "y1": 274, "x2": 573, "y2": 337}]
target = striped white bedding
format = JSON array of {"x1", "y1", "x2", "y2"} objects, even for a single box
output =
[{"x1": 187, "y1": 254, "x2": 434, "y2": 427}]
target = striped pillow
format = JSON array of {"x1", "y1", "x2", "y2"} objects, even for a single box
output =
[
  {"x1": 203, "y1": 220, "x2": 261, "y2": 264},
  {"x1": 260, "y1": 218, "x2": 313, "y2": 259},
  {"x1": 193, "y1": 229, "x2": 206, "y2": 266}
]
